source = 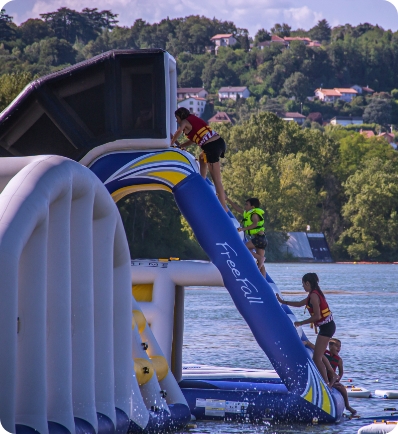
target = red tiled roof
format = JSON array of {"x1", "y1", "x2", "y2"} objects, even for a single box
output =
[
  {"x1": 334, "y1": 88, "x2": 358, "y2": 94},
  {"x1": 271, "y1": 35, "x2": 286, "y2": 42},
  {"x1": 362, "y1": 86, "x2": 375, "y2": 93},
  {"x1": 208, "y1": 111, "x2": 232, "y2": 123},
  {"x1": 211, "y1": 34, "x2": 234, "y2": 40},
  {"x1": 283, "y1": 112, "x2": 306, "y2": 118},
  {"x1": 361, "y1": 130, "x2": 375, "y2": 138},
  {"x1": 316, "y1": 89, "x2": 341, "y2": 96},
  {"x1": 284, "y1": 37, "x2": 311, "y2": 42},
  {"x1": 219, "y1": 86, "x2": 248, "y2": 92}
]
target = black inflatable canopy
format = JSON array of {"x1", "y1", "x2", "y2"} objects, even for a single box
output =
[{"x1": 0, "y1": 49, "x2": 167, "y2": 160}]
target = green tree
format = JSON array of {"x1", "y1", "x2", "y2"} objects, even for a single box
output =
[
  {"x1": 363, "y1": 98, "x2": 391, "y2": 125},
  {"x1": 0, "y1": 9, "x2": 15, "y2": 40},
  {"x1": 117, "y1": 191, "x2": 206, "y2": 259},
  {"x1": 0, "y1": 71, "x2": 34, "y2": 111},
  {"x1": 309, "y1": 19, "x2": 331, "y2": 42},
  {"x1": 271, "y1": 23, "x2": 291, "y2": 37},
  {"x1": 282, "y1": 71, "x2": 310, "y2": 102},
  {"x1": 254, "y1": 28, "x2": 271, "y2": 45},
  {"x1": 340, "y1": 159, "x2": 398, "y2": 260},
  {"x1": 19, "y1": 19, "x2": 54, "y2": 45}
]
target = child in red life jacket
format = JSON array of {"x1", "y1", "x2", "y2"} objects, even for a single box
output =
[
  {"x1": 305, "y1": 338, "x2": 357, "y2": 415},
  {"x1": 276, "y1": 272, "x2": 337, "y2": 387},
  {"x1": 171, "y1": 107, "x2": 228, "y2": 211}
]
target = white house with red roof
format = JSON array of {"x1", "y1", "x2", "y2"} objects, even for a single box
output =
[
  {"x1": 210, "y1": 34, "x2": 237, "y2": 47},
  {"x1": 218, "y1": 86, "x2": 250, "y2": 101},
  {"x1": 177, "y1": 87, "x2": 208, "y2": 100},
  {"x1": 334, "y1": 88, "x2": 358, "y2": 102},
  {"x1": 315, "y1": 88, "x2": 358, "y2": 103},
  {"x1": 177, "y1": 96, "x2": 207, "y2": 117}
]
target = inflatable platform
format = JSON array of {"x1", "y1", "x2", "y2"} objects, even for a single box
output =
[{"x1": 0, "y1": 49, "x2": 345, "y2": 433}]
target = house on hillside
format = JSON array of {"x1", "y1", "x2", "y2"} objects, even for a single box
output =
[
  {"x1": 284, "y1": 36, "x2": 312, "y2": 45},
  {"x1": 210, "y1": 34, "x2": 237, "y2": 47},
  {"x1": 351, "y1": 84, "x2": 375, "y2": 95},
  {"x1": 315, "y1": 88, "x2": 358, "y2": 103},
  {"x1": 218, "y1": 86, "x2": 250, "y2": 101},
  {"x1": 315, "y1": 89, "x2": 342, "y2": 103},
  {"x1": 280, "y1": 112, "x2": 306, "y2": 125},
  {"x1": 208, "y1": 111, "x2": 232, "y2": 123},
  {"x1": 308, "y1": 40, "x2": 322, "y2": 47},
  {"x1": 378, "y1": 132, "x2": 397, "y2": 149},
  {"x1": 177, "y1": 87, "x2": 208, "y2": 100},
  {"x1": 360, "y1": 129, "x2": 375, "y2": 139},
  {"x1": 334, "y1": 88, "x2": 358, "y2": 102},
  {"x1": 330, "y1": 116, "x2": 363, "y2": 126},
  {"x1": 177, "y1": 97, "x2": 206, "y2": 117}
]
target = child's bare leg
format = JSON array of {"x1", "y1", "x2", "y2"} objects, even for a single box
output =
[
  {"x1": 333, "y1": 383, "x2": 357, "y2": 414},
  {"x1": 323, "y1": 355, "x2": 339, "y2": 388},
  {"x1": 199, "y1": 154, "x2": 207, "y2": 178},
  {"x1": 246, "y1": 241, "x2": 262, "y2": 269},
  {"x1": 256, "y1": 248, "x2": 265, "y2": 272},
  {"x1": 313, "y1": 335, "x2": 331, "y2": 385},
  {"x1": 208, "y1": 162, "x2": 228, "y2": 211}
]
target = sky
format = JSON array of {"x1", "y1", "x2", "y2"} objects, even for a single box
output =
[{"x1": 2, "y1": 0, "x2": 398, "y2": 35}]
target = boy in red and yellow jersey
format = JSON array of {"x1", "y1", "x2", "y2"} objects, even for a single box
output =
[{"x1": 171, "y1": 107, "x2": 227, "y2": 211}]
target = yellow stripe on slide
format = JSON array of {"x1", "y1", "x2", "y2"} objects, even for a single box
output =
[
  {"x1": 321, "y1": 382, "x2": 332, "y2": 414},
  {"x1": 130, "y1": 151, "x2": 190, "y2": 169},
  {"x1": 147, "y1": 171, "x2": 187, "y2": 186}
]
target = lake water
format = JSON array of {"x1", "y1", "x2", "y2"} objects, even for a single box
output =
[{"x1": 181, "y1": 263, "x2": 398, "y2": 433}]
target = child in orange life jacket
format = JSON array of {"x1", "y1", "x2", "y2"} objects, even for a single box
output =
[
  {"x1": 170, "y1": 107, "x2": 228, "y2": 211},
  {"x1": 304, "y1": 338, "x2": 357, "y2": 415},
  {"x1": 276, "y1": 272, "x2": 337, "y2": 387}
]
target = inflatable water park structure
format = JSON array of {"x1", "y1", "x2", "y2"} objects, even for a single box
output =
[{"x1": 0, "y1": 49, "x2": 346, "y2": 434}]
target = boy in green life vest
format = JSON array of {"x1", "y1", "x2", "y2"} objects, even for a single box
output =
[{"x1": 225, "y1": 196, "x2": 267, "y2": 277}]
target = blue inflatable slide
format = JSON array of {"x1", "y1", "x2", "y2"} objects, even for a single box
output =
[{"x1": 89, "y1": 147, "x2": 345, "y2": 425}]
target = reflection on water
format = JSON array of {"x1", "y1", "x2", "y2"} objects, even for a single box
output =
[{"x1": 182, "y1": 264, "x2": 398, "y2": 433}]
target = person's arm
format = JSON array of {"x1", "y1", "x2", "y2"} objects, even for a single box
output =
[
  {"x1": 171, "y1": 120, "x2": 192, "y2": 147},
  {"x1": 295, "y1": 292, "x2": 321, "y2": 327},
  {"x1": 178, "y1": 139, "x2": 195, "y2": 149},
  {"x1": 225, "y1": 195, "x2": 244, "y2": 214},
  {"x1": 170, "y1": 126, "x2": 184, "y2": 147},
  {"x1": 276, "y1": 293, "x2": 308, "y2": 307}
]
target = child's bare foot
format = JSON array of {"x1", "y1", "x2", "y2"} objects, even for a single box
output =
[
  {"x1": 347, "y1": 406, "x2": 357, "y2": 415},
  {"x1": 257, "y1": 257, "x2": 265, "y2": 270}
]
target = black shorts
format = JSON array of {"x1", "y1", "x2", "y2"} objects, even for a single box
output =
[
  {"x1": 250, "y1": 234, "x2": 268, "y2": 249},
  {"x1": 318, "y1": 320, "x2": 336, "y2": 338},
  {"x1": 201, "y1": 137, "x2": 226, "y2": 163}
]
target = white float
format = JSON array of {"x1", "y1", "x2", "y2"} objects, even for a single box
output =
[
  {"x1": 375, "y1": 391, "x2": 398, "y2": 399},
  {"x1": 345, "y1": 385, "x2": 372, "y2": 398},
  {"x1": 358, "y1": 421, "x2": 398, "y2": 434}
]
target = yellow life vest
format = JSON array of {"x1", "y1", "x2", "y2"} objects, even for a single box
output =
[{"x1": 242, "y1": 208, "x2": 265, "y2": 236}]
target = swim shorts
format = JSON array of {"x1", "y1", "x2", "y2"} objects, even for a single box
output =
[
  {"x1": 201, "y1": 137, "x2": 226, "y2": 163},
  {"x1": 250, "y1": 234, "x2": 268, "y2": 249},
  {"x1": 318, "y1": 320, "x2": 336, "y2": 338}
]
